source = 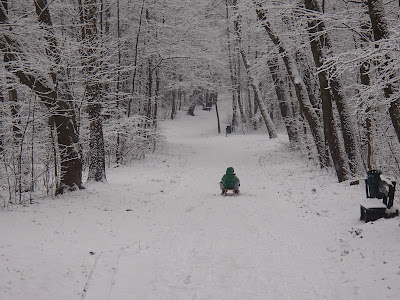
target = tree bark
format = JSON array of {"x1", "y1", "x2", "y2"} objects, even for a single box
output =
[
  {"x1": 359, "y1": 7, "x2": 373, "y2": 170},
  {"x1": 254, "y1": 3, "x2": 327, "y2": 165},
  {"x1": 361, "y1": 62, "x2": 373, "y2": 170},
  {"x1": 304, "y1": 0, "x2": 352, "y2": 181},
  {"x1": 128, "y1": 0, "x2": 145, "y2": 118},
  {"x1": 306, "y1": 0, "x2": 362, "y2": 177},
  {"x1": 367, "y1": 0, "x2": 400, "y2": 144},
  {"x1": 153, "y1": 68, "x2": 159, "y2": 128},
  {"x1": 232, "y1": 2, "x2": 277, "y2": 138},
  {"x1": 240, "y1": 49, "x2": 277, "y2": 138},
  {"x1": 171, "y1": 90, "x2": 177, "y2": 119},
  {"x1": 234, "y1": 36, "x2": 245, "y2": 123},
  {"x1": 35, "y1": 0, "x2": 83, "y2": 191},
  {"x1": 213, "y1": 93, "x2": 221, "y2": 134},
  {"x1": 268, "y1": 57, "x2": 298, "y2": 144},
  {"x1": 226, "y1": 0, "x2": 238, "y2": 129},
  {"x1": 187, "y1": 89, "x2": 201, "y2": 117},
  {"x1": 79, "y1": 0, "x2": 106, "y2": 182},
  {"x1": 0, "y1": 2, "x2": 83, "y2": 194},
  {"x1": 146, "y1": 58, "x2": 153, "y2": 120},
  {"x1": 9, "y1": 88, "x2": 21, "y2": 143}
]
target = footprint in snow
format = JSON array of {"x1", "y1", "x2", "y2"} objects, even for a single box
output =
[{"x1": 185, "y1": 206, "x2": 194, "y2": 213}]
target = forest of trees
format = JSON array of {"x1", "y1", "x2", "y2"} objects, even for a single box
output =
[{"x1": 1, "y1": 0, "x2": 400, "y2": 206}]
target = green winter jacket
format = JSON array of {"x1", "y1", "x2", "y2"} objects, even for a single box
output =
[{"x1": 221, "y1": 167, "x2": 239, "y2": 189}]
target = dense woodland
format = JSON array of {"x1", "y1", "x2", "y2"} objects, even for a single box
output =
[{"x1": 0, "y1": 0, "x2": 400, "y2": 206}]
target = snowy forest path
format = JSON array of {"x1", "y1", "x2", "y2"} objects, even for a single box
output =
[
  {"x1": 95, "y1": 105, "x2": 350, "y2": 299},
  {"x1": 2, "y1": 99, "x2": 400, "y2": 300}
]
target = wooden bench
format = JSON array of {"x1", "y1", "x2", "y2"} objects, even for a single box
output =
[
  {"x1": 360, "y1": 199, "x2": 387, "y2": 222},
  {"x1": 360, "y1": 199, "x2": 399, "y2": 222}
]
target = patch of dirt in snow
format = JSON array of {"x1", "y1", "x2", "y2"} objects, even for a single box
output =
[{"x1": 1, "y1": 103, "x2": 400, "y2": 300}]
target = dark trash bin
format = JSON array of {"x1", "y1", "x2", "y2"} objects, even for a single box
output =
[
  {"x1": 366, "y1": 170, "x2": 382, "y2": 199},
  {"x1": 365, "y1": 170, "x2": 396, "y2": 208},
  {"x1": 361, "y1": 170, "x2": 398, "y2": 222},
  {"x1": 226, "y1": 125, "x2": 232, "y2": 136}
]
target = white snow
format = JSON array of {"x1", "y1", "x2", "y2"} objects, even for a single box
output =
[
  {"x1": 1, "y1": 95, "x2": 400, "y2": 300},
  {"x1": 380, "y1": 174, "x2": 394, "y2": 187}
]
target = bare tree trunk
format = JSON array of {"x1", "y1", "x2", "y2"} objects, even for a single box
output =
[
  {"x1": 247, "y1": 83, "x2": 254, "y2": 121},
  {"x1": 305, "y1": 0, "x2": 363, "y2": 176},
  {"x1": 241, "y1": 49, "x2": 277, "y2": 138},
  {"x1": 225, "y1": 0, "x2": 238, "y2": 129},
  {"x1": 153, "y1": 68, "x2": 159, "y2": 128},
  {"x1": 30, "y1": 97, "x2": 36, "y2": 200},
  {"x1": 367, "y1": 0, "x2": 400, "y2": 144},
  {"x1": 86, "y1": 89, "x2": 105, "y2": 182},
  {"x1": 129, "y1": 0, "x2": 145, "y2": 118},
  {"x1": 268, "y1": 57, "x2": 298, "y2": 144},
  {"x1": 358, "y1": 10, "x2": 373, "y2": 171},
  {"x1": 52, "y1": 101, "x2": 83, "y2": 193},
  {"x1": 235, "y1": 47, "x2": 245, "y2": 123},
  {"x1": 213, "y1": 93, "x2": 221, "y2": 134},
  {"x1": 304, "y1": 0, "x2": 352, "y2": 181},
  {"x1": 35, "y1": 0, "x2": 84, "y2": 191},
  {"x1": 254, "y1": 3, "x2": 327, "y2": 165},
  {"x1": 296, "y1": 52, "x2": 321, "y2": 118},
  {"x1": 146, "y1": 58, "x2": 153, "y2": 120},
  {"x1": 171, "y1": 90, "x2": 177, "y2": 119},
  {"x1": 9, "y1": 88, "x2": 21, "y2": 143},
  {"x1": 36, "y1": 0, "x2": 84, "y2": 190},
  {"x1": 79, "y1": 0, "x2": 106, "y2": 182},
  {"x1": 1, "y1": 1, "x2": 83, "y2": 194},
  {"x1": 8, "y1": 87, "x2": 22, "y2": 201},
  {"x1": 115, "y1": 0, "x2": 123, "y2": 164},
  {"x1": 232, "y1": 2, "x2": 277, "y2": 138},
  {"x1": 0, "y1": 89, "x2": 3, "y2": 154},
  {"x1": 188, "y1": 88, "x2": 202, "y2": 116},
  {"x1": 361, "y1": 62, "x2": 373, "y2": 170}
]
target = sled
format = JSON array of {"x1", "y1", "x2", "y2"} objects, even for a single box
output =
[{"x1": 223, "y1": 188, "x2": 239, "y2": 196}]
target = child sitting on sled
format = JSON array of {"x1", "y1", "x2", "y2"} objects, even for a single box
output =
[{"x1": 219, "y1": 167, "x2": 240, "y2": 194}]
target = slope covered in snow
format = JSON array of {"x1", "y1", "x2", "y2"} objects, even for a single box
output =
[{"x1": 1, "y1": 96, "x2": 400, "y2": 300}]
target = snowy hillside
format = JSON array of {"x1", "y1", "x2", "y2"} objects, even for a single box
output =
[{"x1": 1, "y1": 98, "x2": 400, "y2": 300}]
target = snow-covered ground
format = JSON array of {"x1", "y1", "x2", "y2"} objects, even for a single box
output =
[{"x1": 1, "y1": 96, "x2": 400, "y2": 300}]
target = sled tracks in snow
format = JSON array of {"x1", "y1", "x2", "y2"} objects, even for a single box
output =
[{"x1": 79, "y1": 242, "x2": 141, "y2": 300}]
